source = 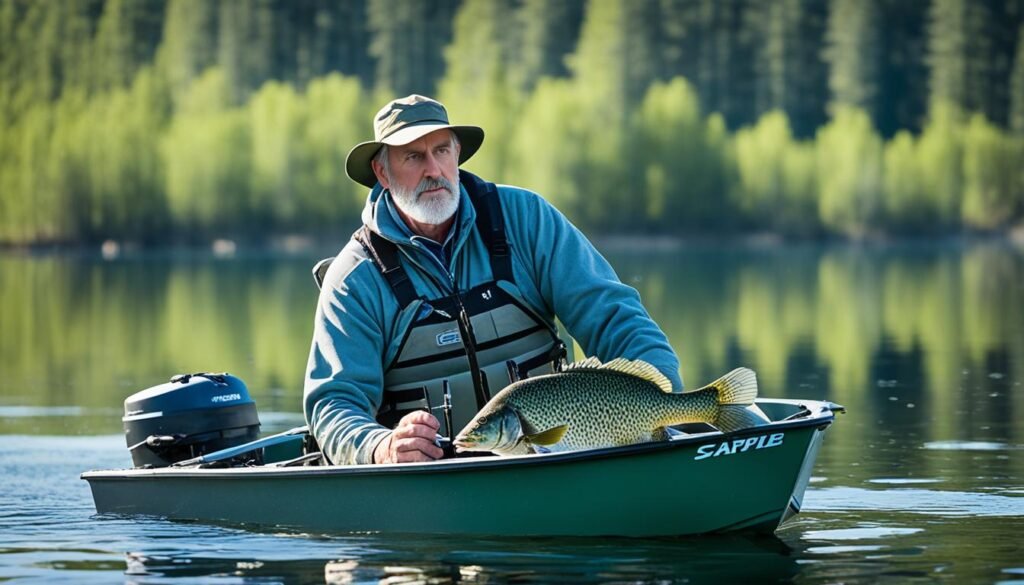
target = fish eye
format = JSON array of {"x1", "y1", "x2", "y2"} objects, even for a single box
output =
[{"x1": 477, "y1": 416, "x2": 488, "y2": 425}]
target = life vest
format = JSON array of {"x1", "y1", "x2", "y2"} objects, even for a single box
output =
[{"x1": 316, "y1": 171, "x2": 567, "y2": 438}]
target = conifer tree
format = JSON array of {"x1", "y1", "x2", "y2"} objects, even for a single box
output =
[
  {"x1": 92, "y1": 0, "x2": 166, "y2": 91},
  {"x1": 515, "y1": 0, "x2": 585, "y2": 91},
  {"x1": 368, "y1": 0, "x2": 458, "y2": 96},
  {"x1": 824, "y1": 0, "x2": 881, "y2": 119},
  {"x1": 158, "y1": 0, "x2": 219, "y2": 100},
  {"x1": 1011, "y1": 24, "x2": 1024, "y2": 133}
]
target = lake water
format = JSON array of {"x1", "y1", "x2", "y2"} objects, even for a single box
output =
[{"x1": 1, "y1": 241, "x2": 1022, "y2": 584}]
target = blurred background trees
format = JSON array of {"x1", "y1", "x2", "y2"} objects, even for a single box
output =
[{"x1": 1, "y1": 0, "x2": 1022, "y2": 245}]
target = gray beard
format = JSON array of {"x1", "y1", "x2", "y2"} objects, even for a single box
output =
[{"x1": 389, "y1": 176, "x2": 459, "y2": 226}]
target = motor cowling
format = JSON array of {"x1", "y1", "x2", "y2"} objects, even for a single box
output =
[{"x1": 123, "y1": 373, "x2": 261, "y2": 468}]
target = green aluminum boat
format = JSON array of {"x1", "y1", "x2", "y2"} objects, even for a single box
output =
[{"x1": 82, "y1": 398, "x2": 843, "y2": 537}]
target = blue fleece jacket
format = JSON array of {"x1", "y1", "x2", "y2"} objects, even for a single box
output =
[{"x1": 304, "y1": 181, "x2": 682, "y2": 465}]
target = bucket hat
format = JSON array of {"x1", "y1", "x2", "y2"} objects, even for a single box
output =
[{"x1": 346, "y1": 95, "x2": 485, "y2": 188}]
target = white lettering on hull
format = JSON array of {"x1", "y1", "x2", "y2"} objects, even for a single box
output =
[{"x1": 694, "y1": 432, "x2": 785, "y2": 461}]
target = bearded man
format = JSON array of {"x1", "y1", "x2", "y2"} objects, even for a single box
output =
[{"x1": 304, "y1": 95, "x2": 682, "y2": 465}]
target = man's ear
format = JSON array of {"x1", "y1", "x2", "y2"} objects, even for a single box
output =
[{"x1": 371, "y1": 157, "x2": 390, "y2": 189}]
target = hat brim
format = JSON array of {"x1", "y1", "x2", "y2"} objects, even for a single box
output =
[{"x1": 345, "y1": 124, "x2": 485, "y2": 188}]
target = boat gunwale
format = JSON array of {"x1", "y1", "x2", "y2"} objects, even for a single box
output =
[{"x1": 81, "y1": 398, "x2": 836, "y2": 481}]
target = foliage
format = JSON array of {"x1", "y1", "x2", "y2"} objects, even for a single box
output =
[
  {"x1": 815, "y1": 106, "x2": 884, "y2": 236},
  {"x1": 2, "y1": 0, "x2": 1024, "y2": 244},
  {"x1": 961, "y1": 113, "x2": 1024, "y2": 230}
]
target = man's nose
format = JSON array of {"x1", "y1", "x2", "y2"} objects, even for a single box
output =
[{"x1": 423, "y1": 151, "x2": 442, "y2": 177}]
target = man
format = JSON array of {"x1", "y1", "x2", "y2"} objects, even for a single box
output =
[{"x1": 304, "y1": 94, "x2": 681, "y2": 465}]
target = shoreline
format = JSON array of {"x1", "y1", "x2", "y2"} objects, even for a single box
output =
[{"x1": 2, "y1": 230, "x2": 1023, "y2": 259}]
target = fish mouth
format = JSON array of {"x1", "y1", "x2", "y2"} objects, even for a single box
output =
[{"x1": 452, "y1": 434, "x2": 482, "y2": 452}]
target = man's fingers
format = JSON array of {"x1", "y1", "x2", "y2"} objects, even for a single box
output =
[
  {"x1": 393, "y1": 436, "x2": 444, "y2": 461},
  {"x1": 393, "y1": 421, "x2": 439, "y2": 441},
  {"x1": 399, "y1": 410, "x2": 440, "y2": 430}
]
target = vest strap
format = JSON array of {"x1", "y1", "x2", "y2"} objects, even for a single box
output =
[
  {"x1": 461, "y1": 170, "x2": 513, "y2": 283},
  {"x1": 354, "y1": 226, "x2": 419, "y2": 308}
]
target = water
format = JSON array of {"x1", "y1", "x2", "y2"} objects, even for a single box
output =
[{"x1": 2, "y1": 241, "x2": 1023, "y2": 584}]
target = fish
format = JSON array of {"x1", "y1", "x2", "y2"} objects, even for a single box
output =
[{"x1": 453, "y1": 357, "x2": 764, "y2": 456}]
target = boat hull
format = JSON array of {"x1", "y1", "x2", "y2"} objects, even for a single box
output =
[{"x1": 83, "y1": 399, "x2": 837, "y2": 537}]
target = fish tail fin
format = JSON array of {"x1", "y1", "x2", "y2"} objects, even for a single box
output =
[{"x1": 711, "y1": 368, "x2": 760, "y2": 433}]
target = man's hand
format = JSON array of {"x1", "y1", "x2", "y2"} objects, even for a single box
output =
[{"x1": 373, "y1": 411, "x2": 444, "y2": 464}]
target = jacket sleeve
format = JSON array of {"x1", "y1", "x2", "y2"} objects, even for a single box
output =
[
  {"x1": 502, "y1": 187, "x2": 684, "y2": 390},
  {"x1": 303, "y1": 256, "x2": 393, "y2": 465}
]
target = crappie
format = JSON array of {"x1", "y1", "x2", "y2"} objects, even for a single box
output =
[{"x1": 453, "y1": 357, "x2": 762, "y2": 456}]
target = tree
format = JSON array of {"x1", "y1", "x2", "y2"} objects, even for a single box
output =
[
  {"x1": 157, "y1": 0, "x2": 219, "y2": 101},
  {"x1": 824, "y1": 0, "x2": 881, "y2": 119},
  {"x1": 162, "y1": 68, "x2": 251, "y2": 235},
  {"x1": 733, "y1": 110, "x2": 818, "y2": 234},
  {"x1": 438, "y1": 0, "x2": 522, "y2": 181},
  {"x1": 815, "y1": 106, "x2": 884, "y2": 236},
  {"x1": 368, "y1": 0, "x2": 458, "y2": 96},
  {"x1": 961, "y1": 113, "x2": 1023, "y2": 230},
  {"x1": 92, "y1": 0, "x2": 166, "y2": 91},
  {"x1": 1010, "y1": 23, "x2": 1024, "y2": 133},
  {"x1": 515, "y1": 0, "x2": 585, "y2": 91},
  {"x1": 927, "y1": 0, "x2": 1020, "y2": 125},
  {"x1": 756, "y1": 0, "x2": 829, "y2": 137},
  {"x1": 875, "y1": 0, "x2": 928, "y2": 135},
  {"x1": 637, "y1": 78, "x2": 735, "y2": 231},
  {"x1": 217, "y1": 0, "x2": 277, "y2": 102}
]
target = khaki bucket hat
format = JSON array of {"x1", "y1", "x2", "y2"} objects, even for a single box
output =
[{"x1": 346, "y1": 95, "x2": 485, "y2": 188}]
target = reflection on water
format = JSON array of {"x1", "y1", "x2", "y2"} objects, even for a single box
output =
[{"x1": 1, "y1": 241, "x2": 1023, "y2": 583}]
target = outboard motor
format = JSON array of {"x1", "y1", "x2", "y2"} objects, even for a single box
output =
[{"x1": 123, "y1": 373, "x2": 261, "y2": 468}]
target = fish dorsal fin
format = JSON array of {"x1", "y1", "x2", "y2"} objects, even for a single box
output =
[
  {"x1": 564, "y1": 357, "x2": 673, "y2": 393},
  {"x1": 562, "y1": 356, "x2": 604, "y2": 371}
]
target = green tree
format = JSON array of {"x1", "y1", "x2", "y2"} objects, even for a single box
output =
[
  {"x1": 294, "y1": 0, "x2": 374, "y2": 86},
  {"x1": 86, "y1": 67, "x2": 171, "y2": 241},
  {"x1": 824, "y1": 0, "x2": 881, "y2": 119},
  {"x1": 815, "y1": 106, "x2": 884, "y2": 236},
  {"x1": 92, "y1": 0, "x2": 166, "y2": 91},
  {"x1": 294, "y1": 74, "x2": 372, "y2": 230},
  {"x1": 438, "y1": 0, "x2": 523, "y2": 182},
  {"x1": 876, "y1": 0, "x2": 928, "y2": 135},
  {"x1": 507, "y1": 79, "x2": 588, "y2": 223},
  {"x1": 368, "y1": 0, "x2": 458, "y2": 96},
  {"x1": 217, "y1": 0, "x2": 276, "y2": 102},
  {"x1": 961, "y1": 113, "x2": 1023, "y2": 230},
  {"x1": 757, "y1": 0, "x2": 829, "y2": 137},
  {"x1": 162, "y1": 68, "x2": 251, "y2": 235},
  {"x1": 926, "y1": 0, "x2": 1018, "y2": 125},
  {"x1": 916, "y1": 101, "x2": 964, "y2": 228},
  {"x1": 1011, "y1": 23, "x2": 1024, "y2": 133},
  {"x1": 515, "y1": 0, "x2": 585, "y2": 91},
  {"x1": 692, "y1": 0, "x2": 761, "y2": 129},
  {"x1": 157, "y1": 0, "x2": 219, "y2": 101},
  {"x1": 882, "y1": 130, "x2": 929, "y2": 232},
  {"x1": 637, "y1": 78, "x2": 735, "y2": 231},
  {"x1": 733, "y1": 110, "x2": 818, "y2": 234}
]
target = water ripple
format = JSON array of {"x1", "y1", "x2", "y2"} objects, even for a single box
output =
[
  {"x1": 805, "y1": 486, "x2": 1024, "y2": 517},
  {"x1": 923, "y1": 440, "x2": 1018, "y2": 451}
]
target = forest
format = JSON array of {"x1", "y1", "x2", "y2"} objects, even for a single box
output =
[{"x1": 1, "y1": 0, "x2": 1023, "y2": 245}]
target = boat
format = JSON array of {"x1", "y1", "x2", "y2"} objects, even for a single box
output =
[{"x1": 82, "y1": 398, "x2": 843, "y2": 537}]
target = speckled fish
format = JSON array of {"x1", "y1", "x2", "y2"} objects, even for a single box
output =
[{"x1": 453, "y1": 357, "x2": 763, "y2": 456}]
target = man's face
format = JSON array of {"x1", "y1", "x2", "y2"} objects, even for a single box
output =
[{"x1": 373, "y1": 129, "x2": 461, "y2": 226}]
